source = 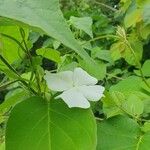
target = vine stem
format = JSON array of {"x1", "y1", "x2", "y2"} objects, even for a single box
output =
[
  {"x1": 19, "y1": 28, "x2": 42, "y2": 95},
  {"x1": 94, "y1": 1, "x2": 118, "y2": 12},
  {"x1": 136, "y1": 135, "x2": 143, "y2": 150},
  {"x1": 106, "y1": 73, "x2": 124, "y2": 80},
  {"x1": 0, "y1": 54, "x2": 20, "y2": 76},
  {"x1": 95, "y1": 117, "x2": 104, "y2": 121},
  {"x1": 81, "y1": 35, "x2": 119, "y2": 45},
  {"x1": 0, "y1": 80, "x2": 19, "y2": 91},
  {"x1": 0, "y1": 54, "x2": 37, "y2": 95}
]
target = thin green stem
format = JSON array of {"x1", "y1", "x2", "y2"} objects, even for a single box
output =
[
  {"x1": 19, "y1": 28, "x2": 41, "y2": 95},
  {"x1": 106, "y1": 73, "x2": 124, "y2": 80},
  {"x1": 136, "y1": 135, "x2": 143, "y2": 150},
  {"x1": 95, "y1": 117, "x2": 104, "y2": 121},
  {"x1": 94, "y1": 1, "x2": 118, "y2": 12},
  {"x1": 19, "y1": 28, "x2": 32, "y2": 60},
  {"x1": 0, "y1": 54, "x2": 20, "y2": 76},
  {"x1": 81, "y1": 35, "x2": 119, "y2": 45},
  {"x1": 0, "y1": 80, "x2": 19, "y2": 91},
  {"x1": 0, "y1": 54, "x2": 37, "y2": 95}
]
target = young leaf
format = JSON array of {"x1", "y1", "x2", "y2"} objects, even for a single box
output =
[
  {"x1": 36, "y1": 48, "x2": 61, "y2": 63},
  {"x1": 70, "y1": 16, "x2": 93, "y2": 38}
]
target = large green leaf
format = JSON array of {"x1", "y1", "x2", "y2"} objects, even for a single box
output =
[
  {"x1": 0, "y1": 0, "x2": 101, "y2": 78},
  {"x1": 0, "y1": 0, "x2": 89, "y2": 61},
  {"x1": 6, "y1": 97, "x2": 97, "y2": 150},
  {"x1": 97, "y1": 115, "x2": 150, "y2": 150}
]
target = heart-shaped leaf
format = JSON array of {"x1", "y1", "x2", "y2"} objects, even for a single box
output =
[{"x1": 6, "y1": 97, "x2": 97, "y2": 150}]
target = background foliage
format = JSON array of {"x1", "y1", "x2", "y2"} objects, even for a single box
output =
[{"x1": 0, "y1": 0, "x2": 150, "y2": 149}]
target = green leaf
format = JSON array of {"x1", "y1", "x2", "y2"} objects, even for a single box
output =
[
  {"x1": 36, "y1": 48, "x2": 61, "y2": 63},
  {"x1": 138, "y1": 132, "x2": 150, "y2": 150},
  {"x1": 139, "y1": 24, "x2": 150, "y2": 39},
  {"x1": 141, "y1": 60, "x2": 150, "y2": 77},
  {"x1": 70, "y1": 16, "x2": 93, "y2": 38},
  {"x1": 97, "y1": 116, "x2": 141, "y2": 150},
  {"x1": 124, "y1": 1, "x2": 142, "y2": 28},
  {"x1": 123, "y1": 94, "x2": 144, "y2": 116},
  {"x1": 0, "y1": 142, "x2": 5, "y2": 150},
  {"x1": 91, "y1": 47, "x2": 113, "y2": 63},
  {"x1": 102, "y1": 92, "x2": 124, "y2": 118},
  {"x1": 0, "y1": 0, "x2": 102, "y2": 79},
  {"x1": 143, "y1": 4, "x2": 150, "y2": 25},
  {"x1": 134, "y1": 60, "x2": 150, "y2": 77},
  {"x1": 110, "y1": 42, "x2": 122, "y2": 61},
  {"x1": 110, "y1": 38, "x2": 143, "y2": 66},
  {"x1": 0, "y1": 25, "x2": 28, "y2": 64},
  {"x1": 143, "y1": 98, "x2": 150, "y2": 115},
  {"x1": 0, "y1": 90, "x2": 29, "y2": 114},
  {"x1": 97, "y1": 115, "x2": 150, "y2": 150},
  {"x1": 141, "y1": 78, "x2": 150, "y2": 93},
  {"x1": 110, "y1": 76, "x2": 142, "y2": 97},
  {"x1": 79, "y1": 59, "x2": 106, "y2": 80},
  {"x1": 0, "y1": 0, "x2": 90, "y2": 61},
  {"x1": 0, "y1": 68, "x2": 19, "y2": 79},
  {"x1": 6, "y1": 97, "x2": 97, "y2": 150},
  {"x1": 58, "y1": 62, "x2": 78, "y2": 72},
  {"x1": 142, "y1": 122, "x2": 150, "y2": 133}
]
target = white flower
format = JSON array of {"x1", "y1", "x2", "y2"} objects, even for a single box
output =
[{"x1": 44, "y1": 67, "x2": 105, "y2": 108}]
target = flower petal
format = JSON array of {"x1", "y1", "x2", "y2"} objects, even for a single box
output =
[
  {"x1": 78, "y1": 85, "x2": 105, "y2": 101},
  {"x1": 44, "y1": 71, "x2": 73, "y2": 91},
  {"x1": 56, "y1": 88, "x2": 90, "y2": 108},
  {"x1": 73, "y1": 67, "x2": 98, "y2": 86}
]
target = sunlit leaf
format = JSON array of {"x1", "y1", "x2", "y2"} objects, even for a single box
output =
[{"x1": 36, "y1": 48, "x2": 61, "y2": 63}]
